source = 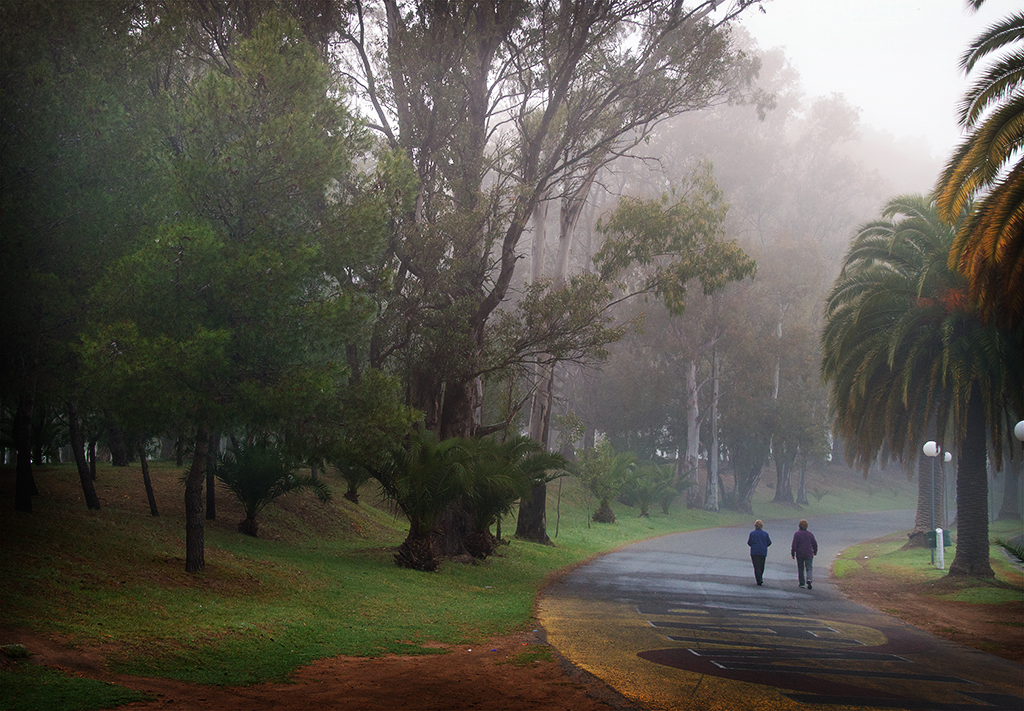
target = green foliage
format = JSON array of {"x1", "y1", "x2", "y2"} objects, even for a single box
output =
[
  {"x1": 215, "y1": 440, "x2": 331, "y2": 537},
  {"x1": 620, "y1": 462, "x2": 675, "y2": 517},
  {"x1": 993, "y1": 537, "x2": 1024, "y2": 565},
  {"x1": 467, "y1": 435, "x2": 571, "y2": 534},
  {"x1": 576, "y1": 441, "x2": 635, "y2": 523},
  {"x1": 594, "y1": 164, "x2": 756, "y2": 314},
  {"x1": 371, "y1": 432, "x2": 474, "y2": 539}
]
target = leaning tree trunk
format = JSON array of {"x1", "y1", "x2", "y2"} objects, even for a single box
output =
[
  {"x1": 138, "y1": 445, "x2": 159, "y2": 516},
  {"x1": 67, "y1": 399, "x2": 101, "y2": 510},
  {"x1": 184, "y1": 425, "x2": 209, "y2": 573},
  {"x1": 948, "y1": 385, "x2": 994, "y2": 578}
]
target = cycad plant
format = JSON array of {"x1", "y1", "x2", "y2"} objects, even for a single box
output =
[
  {"x1": 464, "y1": 435, "x2": 570, "y2": 558},
  {"x1": 215, "y1": 439, "x2": 331, "y2": 537},
  {"x1": 371, "y1": 431, "x2": 473, "y2": 571},
  {"x1": 621, "y1": 462, "x2": 674, "y2": 517}
]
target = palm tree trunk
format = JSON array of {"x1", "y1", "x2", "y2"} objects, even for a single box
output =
[{"x1": 948, "y1": 385, "x2": 994, "y2": 578}]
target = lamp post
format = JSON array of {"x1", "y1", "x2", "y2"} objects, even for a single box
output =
[
  {"x1": 943, "y1": 450, "x2": 952, "y2": 528},
  {"x1": 923, "y1": 441, "x2": 940, "y2": 565}
]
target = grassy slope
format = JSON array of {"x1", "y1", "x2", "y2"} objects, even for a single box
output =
[{"x1": 0, "y1": 459, "x2": 932, "y2": 708}]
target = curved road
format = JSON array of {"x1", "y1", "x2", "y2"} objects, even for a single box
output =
[{"x1": 538, "y1": 510, "x2": 1023, "y2": 711}]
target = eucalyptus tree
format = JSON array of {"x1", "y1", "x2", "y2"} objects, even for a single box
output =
[
  {"x1": 339, "y1": 1, "x2": 763, "y2": 438},
  {"x1": 936, "y1": 2, "x2": 1024, "y2": 330},
  {"x1": 822, "y1": 194, "x2": 1022, "y2": 577}
]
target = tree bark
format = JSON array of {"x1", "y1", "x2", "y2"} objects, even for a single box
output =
[
  {"x1": 107, "y1": 419, "x2": 130, "y2": 467},
  {"x1": 996, "y1": 437, "x2": 1021, "y2": 520},
  {"x1": 772, "y1": 449, "x2": 795, "y2": 503},
  {"x1": 516, "y1": 482, "x2": 551, "y2": 545},
  {"x1": 206, "y1": 431, "x2": 218, "y2": 521},
  {"x1": 184, "y1": 424, "x2": 209, "y2": 573},
  {"x1": 66, "y1": 399, "x2": 101, "y2": 510},
  {"x1": 14, "y1": 389, "x2": 37, "y2": 512},
  {"x1": 138, "y1": 445, "x2": 159, "y2": 516},
  {"x1": 684, "y1": 359, "x2": 701, "y2": 508},
  {"x1": 88, "y1": 438, "x2": 97, "y2": 480},
  {"x1": 948, "y1": 385, "x2": 994, "y2": 578},
  {"x1": 704, "y1": 347, "x2": 720, "y2": 511}
]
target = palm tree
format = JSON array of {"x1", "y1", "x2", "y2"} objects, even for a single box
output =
[
  {"x1": 215, "y1": 440, "x2": 331, "y2": 537},
  {"x1": 935, "y1": 4, "x2": 1024, "y2": 330},
  {"x1": 822, "y1": 194, "x2": 1022, "y2": 577}
]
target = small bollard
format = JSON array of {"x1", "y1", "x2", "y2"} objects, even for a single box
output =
[{"x1": 935, "y1": 528, "x2": 945, "y2": 570}]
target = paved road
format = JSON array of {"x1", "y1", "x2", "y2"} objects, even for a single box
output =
[{"x1": 538, "y1": 510, "x2": 1024, "y2": 711}]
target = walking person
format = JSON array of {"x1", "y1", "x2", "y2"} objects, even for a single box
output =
[
  {"x1": 747, "y1": 520, "x2": 771, "y2": 586},
  {"x1": 791, "y1": 519, "x2": 818, "y2": 589}
]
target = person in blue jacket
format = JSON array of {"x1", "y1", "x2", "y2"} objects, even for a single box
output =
[{"x1": 746, "y1": 520, "x2": 771, "y2": 586}]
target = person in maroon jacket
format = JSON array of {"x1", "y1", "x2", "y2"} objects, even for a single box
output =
[{"x1": 790, "y1": 519, "x2": 818, "y2": 589}]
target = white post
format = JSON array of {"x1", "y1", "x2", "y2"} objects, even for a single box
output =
[{"x1": 935, "y1": 528, "x2": 945, "y2": 570}]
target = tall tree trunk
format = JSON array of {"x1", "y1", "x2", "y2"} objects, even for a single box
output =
[
  {"x1": 14, "y1": 389, "x2": 37, "y2": 512},
  {"x1": 795, "y1": 454, "x2": 809, "y2": 506},
  {"x1": 206, "y1": 431, "x2": 218, "y2": 521},
  {"x1": 88, "y1": 438, "x2": 97, "y2": 480},
  {"x1": 31, "y1": 404, "x2": 46, "y2": 465},
  {"x1": 704, "y1": 347, "x2": 719, "y2": 511},
  {"x1": 515, "y1": 482, "x2": 551, "y2": 545},
  {"x1": 684, "y1": 359, "x2": 701, "y2": 508},
  {"x1": 66, "y1": 399, "x2": 101, "y2": 510},
  {"x1": 772, "y1": 448, "x2": 795, "y2": 503},
  {"x1": 138, "y1": 445, "x2": 159, "y2": 516},
  {"x1": 996, "y1": 437, "x2": 1021, "y2": 520},
  {"x1": 184, "y1": 424, "x2": 209, "y2": 573},
  {"x1": 909, "y1": 418, "x2": 945, "y2": 547},
  {"x1": 107, "y1": 419, "x2": 130, "y2": 467},
  {"x1": 948, "y1": 385, "x2": 994, "y2": 578}
]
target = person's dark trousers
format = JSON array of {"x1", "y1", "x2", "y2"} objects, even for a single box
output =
[
  {"x1": 796, "y1": 556, "x2": 813, "y2": 587},
  {"x1": 751, "y1": 554, "x2": 766, "y2": 585}
]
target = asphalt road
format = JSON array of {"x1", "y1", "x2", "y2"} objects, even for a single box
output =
[{"x1": 538, "y1": 510, "x2": 1024, "y2": 711}]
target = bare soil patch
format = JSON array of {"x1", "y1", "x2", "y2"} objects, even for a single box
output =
[
  {"x1": 1, "y1": 625, "x2": 626, "y2": 710},
  {"x1": 833, "y1": 551, "x2": 1023, "y2": 664}
]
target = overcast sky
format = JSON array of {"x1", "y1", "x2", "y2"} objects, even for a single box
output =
[{"x1": 739, "y1": 0, "x2": 1018, "y2": 161}]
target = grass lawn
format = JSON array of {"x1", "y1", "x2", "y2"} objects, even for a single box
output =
[{"x1": 0, "y1": 457, "x2": 954, "y2": 710}]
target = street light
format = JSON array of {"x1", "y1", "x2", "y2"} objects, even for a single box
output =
[
  {"x1": 923, "y1": 441, "x2": 940, "y2": 565},
  {"x1": 942, "y1": 450, "x2": 952, "y2": 528}
]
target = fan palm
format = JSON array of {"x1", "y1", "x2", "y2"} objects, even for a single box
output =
[
  {"x1": 215, "y1": 440, "x2": 331, "y2": 537},
  {"x1": 935, "y1": 5, "x2": 1024, "y2": 329},
  {"x1": 822, "y1": 194, "x2": 1022, "y2": 577}
]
